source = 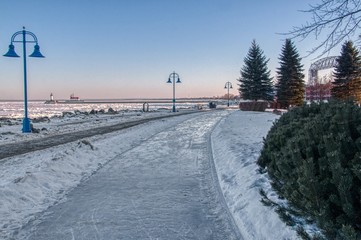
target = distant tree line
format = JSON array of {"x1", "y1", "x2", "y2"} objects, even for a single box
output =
[{"x1": 238, "y1": 39, "x2": 361, "y2": 107}]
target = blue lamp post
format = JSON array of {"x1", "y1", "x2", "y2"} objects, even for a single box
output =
[
  {"x1": 167, "y1": 71, "x2": 181, "y2": 112},
  {"x1": 3, "y1": 27, "x2": 45, "y2": 133},
  {"x1": 224, "y1": 81, "x2": 233, "y2": 107}
]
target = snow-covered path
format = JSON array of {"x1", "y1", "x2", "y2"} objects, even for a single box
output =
[{"x1": 18, "y1": 110, "x2": 240, "y2": 239}]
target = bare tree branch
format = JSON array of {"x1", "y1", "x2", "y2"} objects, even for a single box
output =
[{"x1": 282, "y1": 0, "x2": 361, "y2": 57}]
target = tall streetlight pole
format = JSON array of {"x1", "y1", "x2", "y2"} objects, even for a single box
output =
[
  {"x1": 3, "y1": 27, "x2": 45, "y2": 133},
  {"x1": 167, "y1": 71, "x2": 181, "y2": 112},
  {"x1": 224, "y1": 81, "x2": 233, "y2": 107}
]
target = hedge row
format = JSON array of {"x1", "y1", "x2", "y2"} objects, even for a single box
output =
[{"x1": 258, "y1": 101, "x2": 361, "y2": 239}]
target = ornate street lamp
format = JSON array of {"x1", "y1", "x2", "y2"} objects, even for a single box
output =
[
  {"x1": 3, "y1": 27, "x2": 45, "y2": 133},
  {"x1": 167, "y1": 71, "x2": 181, "y2": 112},
  {"x1": 224, "y1": 81, "x2": 233, "y2": 107}
]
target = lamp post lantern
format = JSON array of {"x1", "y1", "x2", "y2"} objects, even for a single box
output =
[
  {"x1": 224, "y1": 81, "x2": 233, "y2": 107},
  {"x1": 167, "y1": 71, "x2": 181, "y2": 112},
  {"x1": 3, "y1": 27, "x2": 45, "y2": 133}
]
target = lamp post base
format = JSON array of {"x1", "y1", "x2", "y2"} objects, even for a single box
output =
[
  {"x1": 172, "y1": 99, "x2": 176, "y2": 112},
  {"x1": 22, "y1": 117, "x2": 31, "y2": 133}
]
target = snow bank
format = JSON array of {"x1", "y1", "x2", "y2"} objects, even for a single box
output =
[
  {"x1": 211, "y1": 110, "x2": 299, "y2": 239},
  {"x1": 0, "y1": 110, "x2": 173, "y2": 145}
]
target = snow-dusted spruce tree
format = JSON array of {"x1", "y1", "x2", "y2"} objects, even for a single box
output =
[
  {"x1": 332, "y1": 40, "x2": 361, "y2": 103},
  {"x1": 238, "y1": 40, "x2": 274, "y2": 101},
  {"x1": 276, "y1": 39, "x2": 305, "y2": 108}
]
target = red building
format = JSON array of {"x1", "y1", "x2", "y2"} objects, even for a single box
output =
[{"x1": 305, "y1": 81, "x2": 332, "y2": 102}]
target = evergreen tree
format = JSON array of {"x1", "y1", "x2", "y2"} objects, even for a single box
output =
[
  {"x1": 332, "y1": 41, "x2": 361, "y2": 103},
  {"x1": 238, "y1": 40, "x2": 274, "y2": 101},
  {"x1": 276, "y1": 39, "x2": 305, "y2": 108},
  {"x1": 258, "y1": 101, "x2": 361, "y2": 238}
]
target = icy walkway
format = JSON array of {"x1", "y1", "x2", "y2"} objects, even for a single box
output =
[{"x1": 17, "y1": 110, "x2": 240, "y2": 239}]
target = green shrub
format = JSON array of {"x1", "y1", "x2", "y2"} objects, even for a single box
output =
[{"x1": 258, "y1": 101, "x2": 361, "y2": 238}]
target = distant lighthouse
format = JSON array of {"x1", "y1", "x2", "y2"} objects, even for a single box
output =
[{"x1": 44, "y1": 93, "x2": 57, "y2": 104}]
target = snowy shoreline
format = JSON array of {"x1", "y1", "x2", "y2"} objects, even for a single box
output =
[
  {"x1": 0, "y1": 109, "x2": 300, "y2": 239},
  {"x1": 0, "y1": 109, "x2": 187, "y2": 146}
]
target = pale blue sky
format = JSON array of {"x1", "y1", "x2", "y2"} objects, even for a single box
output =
[{"x1": 0, "y1": 0, "x2": 338, "y2": 100}]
